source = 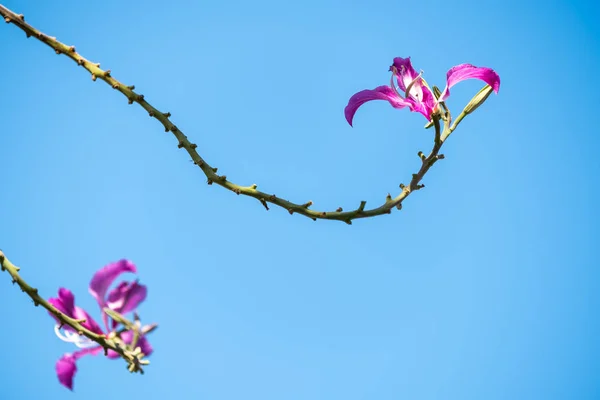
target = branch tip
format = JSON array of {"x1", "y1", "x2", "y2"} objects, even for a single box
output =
[
  {"x1": 358, "y1": 201, "x2": 366, "y2": 212},
  {"x1": 260, "y1": 198, "x2": 269, "y2": 210}
]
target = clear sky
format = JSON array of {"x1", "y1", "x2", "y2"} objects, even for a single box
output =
[{"x1": 1, "y1": 0, "x2": 599, "y2": 399}]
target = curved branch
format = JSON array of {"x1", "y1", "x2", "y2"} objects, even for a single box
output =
[
  {"x1": 0, "y1": 5, "x2": 448, "y2": 224},
  {"x1": 0, "y1": 250, "x2": 149, "y2": 373}
]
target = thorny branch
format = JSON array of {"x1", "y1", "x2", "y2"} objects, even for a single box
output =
[{"x1": 1, "y1": 4, "x2": 455, "y2": 224}]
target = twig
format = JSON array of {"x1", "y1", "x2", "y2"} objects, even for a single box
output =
[{"x1": 0, "y1": 4, "x2": 450, "y2": 224}]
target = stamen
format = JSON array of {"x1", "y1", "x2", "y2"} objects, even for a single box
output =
[{"x1": 404, "y1": 70, "x2": 424, "y2": 100}]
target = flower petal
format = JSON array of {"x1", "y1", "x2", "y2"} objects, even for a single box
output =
[
  {"x1": 107, "y1": 281, "x2": 147, "y2": 315},
  {"x1": 56, "y1": 354, "x2": 77, "y2": 390},
  {"x1": 48, "y1": 288, "x2": 104, "y2": 334},
  {"x1": 439, "y1": 63, "x2": 500, "y2": 101},
  {"x1": 391, "y1": 57, "x2": 420, "y2": 92},
  {"x1": 405, "y1": 84, "x2": 436, "y2": 120},
  {"x1": 89, "y1": 260, "x2": 137, "y2": 309},
  {"x1": 55, "y1": 347, "x2": 102, "y2": 390},
  {"x1": 345, "y1": 86, "x2": 410, "y2": 126}
]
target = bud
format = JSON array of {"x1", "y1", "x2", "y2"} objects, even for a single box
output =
[{"x1": 463, "y1": 84, "x2": 493, "y2": 115}]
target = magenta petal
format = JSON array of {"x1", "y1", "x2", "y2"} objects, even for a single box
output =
[
  {"x1": 391, "y1": 57, "x2": 420, "y2": 92},
  {"x1": 107, "y1": 281, "x2": 147, "y2": 315},
  {"x1": 56, "y1": 354, "x2": 77, "y2": 390},
  {"x1": 55, "y1": 347, "x2": 102, "y2": 390},
  {"x1": 89, "y1": 260, "x2": 137, "y2": 309},
  {"x1": 345, "y1": 86, "x2": 410, "y2": 126},
  {"x1": 439, "y1": 63, "x2": 501, "y2": 101},
  {"x1": 48, "y1": 288, "x2": 103, "y2": 334}
]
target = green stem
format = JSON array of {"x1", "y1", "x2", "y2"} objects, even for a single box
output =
[
  {"x1": 0, "y1": 4, "x2": 452, "y2": 225},
  {"x1": 0, "y1": 250, "x2": 148, "y2": 373}
]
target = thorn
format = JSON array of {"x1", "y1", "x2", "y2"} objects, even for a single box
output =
[
  {"x1": 336, "y1": 207, "x2": 343, "y2": 212},
  {"x1": 301, "y1": 201, "x2": 313, "y2": 208},
  {"x1": 396, "y1": 203, "x2": 403, "y2": 210},
  {"x1": 112, "y1": 83, "x2": 119, "y2": 89},
  {"x1": 69, "y1": 46, "x2": 76, "y2": 52},
  {"x1": 399, "y1": 183, "x2": 405, "y2": 189},
  {"x1": 77, "y1": 59, "x2": 84, "y2": 66},
  {"x1": 148, "y1": 111, "x2": 154, "y2": 117},
  {"x1": 219, "y1": 175, "x2": 227, "y2": 181},
  {"x1": 207, "y1": 179, "x2": 213, "y2": 185},
  {"x1": 127, "y1": 85, "x2": 135, "y2": 90},
  {"x1": 193, "y1": 160, "x2": 204, "y2": 167},
  {"x1": 26, "y1": 32, "x2": 31, "y2": 38},
  {"x1": 386, "y1": 193, "x2": 392, "y2": 201},
  {"x1": 212, "y1": 167, "x2": 218, "y2": 173},
  {"x1": 288, "y1": 209, "x2": 294, "y2": 215},
  {"x1": 233, "y1": 188, "x2": 241, "y2": 195},
  {"x1": 170, "y1": 125, "x2": 178, "y2": 132},
  {"x1": 260, "y1": 198, "x2": 269, "y2": 210},
  {"x1": 163, "y1": 112, "x2": 171, "y2": 118},
  {"x1": 321, "y1": 212, "x2": 326, "y2": 217},
  {"x1": 190, "y1": 143, "x2": 197, "y2": 149},
  {"x1": 11, "y1": 279, "x2": 16, "y2": 285},
  {"x1": 386, "y1": 209, "x2": 392, "y2": 214},
  {"x1": 164, "y1": 126, "x2": 169, "y2": 132},
  {"x1": 177, "y1": 141, "x2": 184, "y2": 148},
  {"x1": 250, "y1": 184, "x2": 257, "y2": 190},
  {"x1": 128, "y1": 97, "x2": 134, "y2": 104},
  {"x1": 91, "y1": 73, "x2": 97, "y2": 81},
  {"x1": 137, "y1": 94, "x2": 144, "y2": 101},
  {"x1": 104, "y1": 347, "x2": 109, "y2": 356},
  {"x1": 311, "y1": 218, "x2": 317, "y2": 221},
  {"x1": 4, "y1": 17, "x2": 10, "y2": 23},
  {"x1": 358, "y1": 201, "x2": 366, "y2": 212},
  {"x1": 37, "y1": 32, "x2": 44, "y2": 39},
  {"x1": 416, "y1": 184, "x2": 425, "y2": 190},
  {"x1": 269, "y1": 194, "x2": 276, "y2": 201},
  {"x1": 437, "y1": 154, "x2": 445, "y2": 159},
  {"x1": 55, "y1": 49, "x2": 61, "y2": 55},
  {"x1": 344, "y1": 220, "x2": 352, "y2": 225},
  {"x1": 94, "y1": 63, "x2": 100, "y2": 68},
  {"x1": 104, "y1": 70, "x2": 111, "y2": 77},
  {"x1": 418, "y1": 151, "x2": 426, "y2": 161},
  {"x1": 18, "y1": 14, "x2": 24, "y2": 21}
]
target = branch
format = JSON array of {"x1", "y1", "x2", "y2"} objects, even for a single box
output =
[
  {"x1": 0, "y1": 250, "x2": 149, "y2": 373},
  {"x1": 0, "y1": 5, "x2": 449, "y2": 224}
]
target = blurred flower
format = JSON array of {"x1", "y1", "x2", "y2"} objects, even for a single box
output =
[{"x1": 48, "y1": 260, "x2": 153, "y2": 390}]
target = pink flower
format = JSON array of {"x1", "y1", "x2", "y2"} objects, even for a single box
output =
[
  {"x1": 48, "y1": 260, "x2": 152, "y2": 390},
  {"x1": 345, "y1": 57, "x2": 500, "y2": 125}
]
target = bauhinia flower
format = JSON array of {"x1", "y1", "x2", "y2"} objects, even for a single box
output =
[
  {"x1": 344, "y1": 57, "x2": 500, "y2": 126},
  {"x1": 48, "y1": 260, "x2": 155, "y2": 390}
]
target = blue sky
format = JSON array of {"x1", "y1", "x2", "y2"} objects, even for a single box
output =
[{"x1": 0, "y1": 0, "x2": 599, "y2": 399}]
